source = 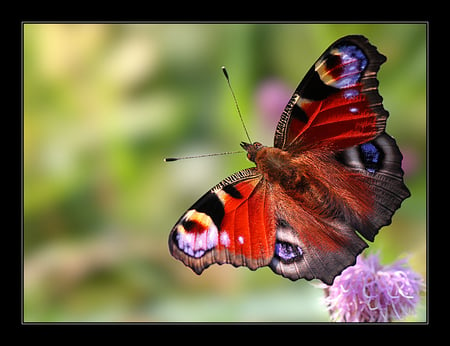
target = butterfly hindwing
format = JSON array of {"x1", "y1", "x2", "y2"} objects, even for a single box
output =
[
  {"x1": 270, "y1": 205, "x2": 368, "y2": 285},
  {"x1": 335, "y1": 132, "x2": 411, "y2": 241},
  {"x1": 168, "y1": 168, "x2": 278, "y2": 275},
  {"x1": 266, "y1": 133, "x2": 410, "y2": 284},
  {"x1": 274, "y1": 35, "x2": 388, "y2": 151},
  {"x1": 245, "y1": 176, "x2": 368, "y2": 285}
]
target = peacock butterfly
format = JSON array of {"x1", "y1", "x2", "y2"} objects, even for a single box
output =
[{"x1": 168, "y1": 35, "x2": 410, "y2": 285}]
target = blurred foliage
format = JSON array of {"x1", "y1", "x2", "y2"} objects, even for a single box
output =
[{"x1": 23, "y1": 23, "x2": 427, "y2": 322}]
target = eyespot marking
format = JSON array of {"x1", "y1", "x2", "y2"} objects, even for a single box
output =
[
  {"x1": 274, "y1": 241, "x2": 303, "y2": 263},
  {"x1": 175, "y1": 210, "x2": 219, "y2": 258}
]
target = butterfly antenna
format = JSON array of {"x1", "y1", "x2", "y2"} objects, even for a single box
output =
[
  {"x1": 222, "y1": 66, "x2": 252, "y2": 144},
  {"x1": 164, "y1": 150, "x2": 243, "y2": 162}
]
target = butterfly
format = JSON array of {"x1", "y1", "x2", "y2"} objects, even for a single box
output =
[{"x1": 168, "y1": 35, "x2": 410, "y2": 285}]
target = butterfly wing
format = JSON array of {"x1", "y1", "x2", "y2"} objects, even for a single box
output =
[
  {"x1": 274, "y1": 35, "x2": 388, "y2": 151},
  {"x1": 168, "y1": 168, "x2": 278, "y2": 275},
  {"x1": 268, "y1": 35, "x2": 410, "y2": 283},
  {"x1": 335, "y1": 132, "x2": 411, "y2": 241},
  {"x1": 267, "y1": 133, "x2": 410, "y2": 284},
  {"x1": 269, "y1": 185, "x2": 370, "y2": 285}
]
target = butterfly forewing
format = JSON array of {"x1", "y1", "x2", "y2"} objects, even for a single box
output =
[
  {"x1": 274, "y1": 35, "x2": 388, "y2": 151},
  {"x1": 169, "y1": 168, "x2": 278, "y2": 274}
]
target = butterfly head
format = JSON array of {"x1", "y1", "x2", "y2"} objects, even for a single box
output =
[{"x1": 240, "y1": 141, "x2": 264, "y2": 163}]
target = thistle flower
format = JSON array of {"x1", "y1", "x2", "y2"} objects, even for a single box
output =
[{"x1": 323, "y1": 254, "x2": 424, "y2": 322}]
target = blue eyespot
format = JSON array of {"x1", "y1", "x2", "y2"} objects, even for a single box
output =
[
  {"x1": 360, "y1": 142, "x2": 381, "y2": 173},
  {"x1": 339, "y1": 45, "x2": 368, "y2": 70},
  {"x1": 333, "y1": 45, "x2": 368, "y2": 89},
  {"x1": 275, "y1": 242, "x2": 303, "y2": 263}
]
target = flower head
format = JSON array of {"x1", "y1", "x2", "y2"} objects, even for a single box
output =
[{"x1": 324, "y1": 254, "x2": 424, "y2": 322}]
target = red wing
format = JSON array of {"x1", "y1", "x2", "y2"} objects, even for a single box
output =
[
  {"x1": 274, "y1": 35, "x2": 388, "y2": 151},
  {"x1": 269, "y1": 210, "x2": 369, "y2": 285},
  {"x1": 168, "y1": 168, "x2": 277, "y2": 275},
  {"x1": 262, "y1": 152, "x2": 371, "y2": 285}
]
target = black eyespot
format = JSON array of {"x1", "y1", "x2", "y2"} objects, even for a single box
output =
[{"x1": 182, "y1": 219, "x2": 196, "y2": 231}]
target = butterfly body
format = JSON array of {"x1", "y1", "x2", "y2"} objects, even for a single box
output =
[{"x1": 168, "y1": 35, "x2": 410, "y2": 285}]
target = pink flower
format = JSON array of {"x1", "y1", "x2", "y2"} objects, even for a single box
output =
[
  {"x1": 400, "y1": 146, "x2": 421, "y2": 177},
  {"x1": 255, "y1": 79, "x2": 292, "y2": 131},
  {"x1": 323, "y1": 254, "x2": 424, "y2": 322}
]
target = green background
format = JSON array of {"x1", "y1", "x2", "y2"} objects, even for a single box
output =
[{"x1": 24, "y1": 23, "x2": 427, "y2": 322}]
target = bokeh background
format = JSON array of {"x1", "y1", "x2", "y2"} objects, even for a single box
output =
[{"x1": 23, "y1": 23, "x2": 427, "y2": 322}]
